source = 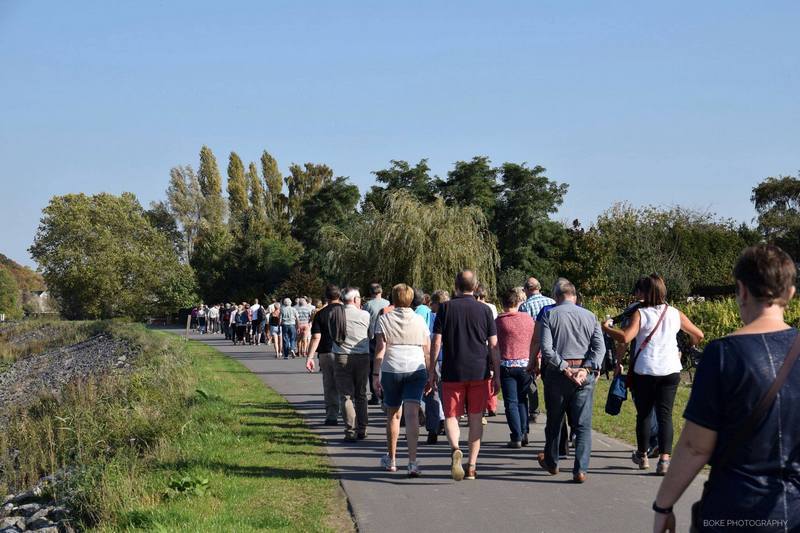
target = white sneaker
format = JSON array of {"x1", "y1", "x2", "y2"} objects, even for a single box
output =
[{"x1": 380, "y1": 454, "x2": 397, "y2": 472}]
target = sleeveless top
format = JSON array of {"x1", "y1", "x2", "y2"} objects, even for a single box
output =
[{"x1": 634, "y1": 304, "x2": 682, "y2": 376}]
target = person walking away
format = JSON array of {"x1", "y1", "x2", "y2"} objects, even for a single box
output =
[
  {"x1": 537, "y1": 278, "x2": 604, "y2": 483},
  {"x1": 475, "y1": 284, "x2": 499, "y2": 418},
  {"x1": 235, "y1": 305, "x2": 249, "y2": 345},
  {"x1": 494, "y1": 287, "x2": 535, "y2": 448},
  {"x1": 269, "y1": 303, "x2": 282, "y2": 357},
  {"x1": 197, "y1": 305, "x2": 207, "y2": 334},
  {"x1": 280, "y1": 298, "x2": 299, "y2": 358},
  {"x1": 519, "y1": 277, "x2": 554, "y2": 424},
  {"x1": 306, "y1": 285, "x2": 347, "y2": 425},
  {"x1": 653, "y1": 245, "x2": 800, "y2": 532},
  {"x1": 374, "y1": 284, "x2": 431, "y2": 476},
  {"x1": 423, "y1": 290, "x2": 449, "y2": 444},
  {"x1": 429, "y1": 271, "x2": 498, "y2": 481},
  {"x1": 296, "y1": 298, "x2": 314, "y2": 357},
  {"x1": 333, "y1": 289, "x2": 371, "y2": 441},
  {"x1": 365, "y1": 283, "x2": 390, "y2": 405},
  {"x1": 603, "y1": 274, "x2": 704, "y2": 474}
]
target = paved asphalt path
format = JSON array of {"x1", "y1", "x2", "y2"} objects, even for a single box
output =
[{"x1": 189, "y1": 332, "x2": 704, "y2": 533}]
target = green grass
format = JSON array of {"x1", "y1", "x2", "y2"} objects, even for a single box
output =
[
  {"x1": 591, "y1": 375, "x2": 691, "y2": 447},
  {"x1": 90, "y1": 333, "x2": 353, "y2": 532}
]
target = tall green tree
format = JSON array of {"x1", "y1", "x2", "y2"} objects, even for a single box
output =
[
  {"x1": 0, "y1": 267, "x2": 22, "y2": 319},
  {"x1": 226, "y1": 151, "x2": 249, "y2": 237},
  {"x1": 494, "y1": 163, "x2": 569, "y2": 280},
  {"x1": 29, "y1": 193, "x2": 197, "y2": 319},
  {"x1": 292, "y1": 177, "x2": 360, "y2": 267},
  {"x1": 752, "y1": 173, "x2": 800, "y2": 259},
  {"x1": 165, "y1": 165, "x2": 203, "y2": 261},
  {"x1": 260, "y1": 150, "x2": 286, "y2": 219},
  {"x1": 436, "y1": 156, "x2": 498, "y2": 223},
  {"x1": 198, "y1": 145, "x2": 226, "y2": 227},
  {"x1": 247, "y1": 161, "x2": 267, "y2": 236},
  {"x1": 321, "y1": 191, "x2": 499, "y2": 293},
  {"x1": 363, "y1": 159, "x2": 436, "y2": 211},
  {"x1": 285, "y1": 163, "x2": 333, "y2": 219},
  {"x1": 145, "y1": 200, "x2": 184, "y2": 257}
]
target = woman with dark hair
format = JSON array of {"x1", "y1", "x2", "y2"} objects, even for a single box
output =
[
  {"x1": 603, "y1": 274, "x2": 704, "y2": 474},
  {"x1": 652, "y1": 245, "x2": 800, "y2": 532}
]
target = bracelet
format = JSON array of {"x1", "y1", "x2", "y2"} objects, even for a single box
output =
[{"x1": 652, "y1": 501, "x2": 673, "y2": 514}]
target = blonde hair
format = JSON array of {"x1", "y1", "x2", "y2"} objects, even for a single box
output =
[{"x1": 392, "y1": 284, "x2": 414, "y2": 308}]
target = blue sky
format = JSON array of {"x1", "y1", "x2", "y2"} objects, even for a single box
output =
[{"x1": 1, "y1": 1, "x2": 798, "y2": 267}]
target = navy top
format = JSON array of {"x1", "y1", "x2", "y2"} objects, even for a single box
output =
[
  {"x1": 434, "y1": 296, "x2": 497, "y2": 382},
  {"x1": 683, "y1": 328, "x2": 800, "y2": 531}
]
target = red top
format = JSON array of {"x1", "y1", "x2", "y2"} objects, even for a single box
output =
[{"x1": 495, "y1": 312, "x2": 534, "y2": 360}]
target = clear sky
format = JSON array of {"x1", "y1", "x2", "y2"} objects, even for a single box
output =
[{"x1": 1, "y1": 1, "x2": 798, "y2": 267}]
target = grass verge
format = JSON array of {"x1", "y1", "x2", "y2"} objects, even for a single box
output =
[{"x1": 93, "y1": 333, "x2": 353, "y2": 532}]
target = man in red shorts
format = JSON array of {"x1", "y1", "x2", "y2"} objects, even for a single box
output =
[{"x1": 428, "y1": 270, "x2": 499, "y2": 481}]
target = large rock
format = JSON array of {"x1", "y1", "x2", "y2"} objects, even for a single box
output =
[{"x1": 0, "y1": 515, "x2": 25, "y2": 530}]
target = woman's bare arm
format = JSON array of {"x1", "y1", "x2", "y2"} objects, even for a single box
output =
[{"x1": 679, "y1": 311, "x2": 705, "y2": 346}]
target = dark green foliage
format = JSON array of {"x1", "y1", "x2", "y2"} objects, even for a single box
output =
[
  {"x1": 145, "y1": 201, "x2": 184, "y2": 258},
  {"x1": 363, "y1": 159, "x2": 436, "y2": 211},
  {"x1": 29, "y1": 193, "x2": 197, "y2": 319},
  {"x1": 285, "y1": 163, "x2": 333, "y2": 220},
  {"x1": 752, "y1": 174, "x2": 800, "y2": 259},
  {"x1": 274, "y1": 267, "x2": 327, "y2": 302},
  {"x1": 436, "y1": 156, "x2": 498, "y2": 223},
  {"x1": 493, "y1": 163, "x2": 569, "y2": 279},
  {"x1": 226, "y1": 152, "x2": 249, "y2": 237},
  {"x1": 292, "y1": 177, "x2": 360, "y2": 267}
]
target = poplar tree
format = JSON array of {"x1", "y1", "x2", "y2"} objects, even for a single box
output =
[
  {"x1": 248, "y1": 161, "x2": 267, "y2": 233},
  {"x1": 198, "y1": 145, "x2": 225, "y2": 227},
  {"x1": 226, "y1": 151, "x2": 248, "y2": 236},
  {"x1": 261, "y1": 150, "x2": 284, "y2": 218}
]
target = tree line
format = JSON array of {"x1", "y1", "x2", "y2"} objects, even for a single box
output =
[{"x1": 25, "y1": 144, "x2": 799, "y2": 319}]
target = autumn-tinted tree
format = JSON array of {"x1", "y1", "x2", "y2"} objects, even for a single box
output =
[
  {"x1": 752, "y1": 174, "x2": 800, "y2": 259},
  {"x1": 363, "y1": 159, "x2": 436, "y2": 211},
  {"x1": 30, "y1": 193, "x2": 197, "y2": 319},
  {"x1": 0, "y1": 267, "x2": 22, "y2": 319}
]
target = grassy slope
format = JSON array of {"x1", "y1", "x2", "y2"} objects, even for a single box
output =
[{"x1": 95, "y1": 334, "x2": 353, "y2": 533}]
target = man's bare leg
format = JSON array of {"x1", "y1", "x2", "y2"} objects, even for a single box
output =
[{"x1": 467, "y1": 412, "x2": 484, "y2": 466}]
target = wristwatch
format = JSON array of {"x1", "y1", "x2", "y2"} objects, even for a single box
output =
[{"x1": 652, "y1": 501, "x2": 673, "y2": 514}]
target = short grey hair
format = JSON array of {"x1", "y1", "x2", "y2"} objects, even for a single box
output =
[
  {"x1": 552, "y1": 278, "x2": 577, "y2": 299},
  {"x1": 282, "y1": 297, "x2": 292, "y2": 306},
  {"x1": 343, "y1": 288, "x2": 360, "y2": 303},
  {"x1": 298, "y1": 297, "x2": 307, "y2": 306}
]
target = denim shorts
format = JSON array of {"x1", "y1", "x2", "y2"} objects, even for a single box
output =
[
  {"x1": 269, "y1": 325, "x2": 280, "y2": 336},
  {"x1": 380, "y1": 368, "x2": 428, "y2": 409}
]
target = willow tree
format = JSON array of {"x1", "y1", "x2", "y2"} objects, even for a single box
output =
[{"x1": 320, "y1": 191, "x2": 499, "y2": 293}]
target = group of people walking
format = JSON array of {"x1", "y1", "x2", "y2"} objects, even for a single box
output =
[{"x1": 200, "y1": 243, "x2": 800, "y2": 531}]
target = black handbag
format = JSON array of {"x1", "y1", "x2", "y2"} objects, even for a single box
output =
[{"x1": 690, "y1": 332, "x2": 800, "y2": 532}]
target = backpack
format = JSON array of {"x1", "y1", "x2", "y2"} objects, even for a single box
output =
[{"x1": 257, "y1": 306, "x2": 266, "y2": 322}]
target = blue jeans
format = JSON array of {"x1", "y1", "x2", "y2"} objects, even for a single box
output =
[
  {"x1": 423, "y1": 362, "x2": 444, "y2": 433},
  {"x1": 281, "y1": 324, "x2": 297, "y2": 358},
  {"x1": 500, "y1": 366, "x2": 533, "y2": 442},
  {"x1": 543, "y1": 366, "x2": 596, "y2": 474}
]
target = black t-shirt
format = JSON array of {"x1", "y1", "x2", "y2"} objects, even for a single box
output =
[
  {"x1": 311, "y1": 303, "x2": 346, "y2": 354},
  {"x1": 683, "y1": 328, "x2": 800, "y2": 530},
  {"x1": 434, "y1": 296, "x2": 497, "y2": 382}
]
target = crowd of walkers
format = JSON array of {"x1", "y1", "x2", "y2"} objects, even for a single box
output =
[{"x1": 196, "y1": 243, "x2": 800, "y2": 532}]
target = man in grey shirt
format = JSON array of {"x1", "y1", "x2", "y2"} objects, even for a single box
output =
[
  {"x1": 334, "y1": 288, "x2": 372, "y2": 441},
  {"x1": 537, "y1": 278, "x2": 604, "y2": 483},
  {"x1": 364, "y1": 283, "x2": 390, "y2": 404}
]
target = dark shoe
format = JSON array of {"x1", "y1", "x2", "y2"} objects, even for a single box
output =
[
  {"x1": 426, "y1": 432, "x2": 438, "y2": 445},
  {"x1": 656, "y1": 458, "x2": 670, "y2": 476},
  {"x1": 450, "y1": 449, "x2": 465, "y2": 481},
  {"x1": 324, "y1": 418, "x2": 338, "y2": 426},
  {"x1": 344, "y1": 432, "x2": 357, "y2": 442},
  {"x1": 573, "y1": 472, "x2": 587, "y2": 483},
  {"x1": 438, "y1": 421, "x2": 446, "y2": 435},
  {"x1": 537, "y1": 452, "x2": 559, "y2": 475},
  {"x1": 368, "y1": 397, "x2": 379, "y2": 405},
  {"x1": 465, "y1": 465, "x2": 477, "y2": 480},
  {"x1": 507, "y1": 441, "x2": 522, "y2": 449},
  {"x1": 486, "y1": 410, "x2": 497, "y2": 417},
  {"x1": 647, "y1": 446, "x2": 660, "y2": 459},
  {"x1": 357, "y1": 432, "x2": 368, "y2": 440},
  {"x1": 521, "y1": 433, "x2": 529, "y2": 447}
]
